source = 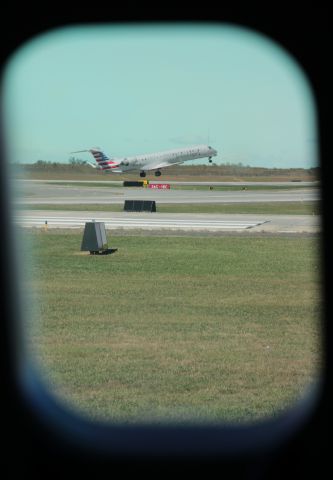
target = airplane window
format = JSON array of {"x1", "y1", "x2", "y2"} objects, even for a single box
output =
[{"x1": 3, "y1": 23, "x2": 321, "y2": 429}]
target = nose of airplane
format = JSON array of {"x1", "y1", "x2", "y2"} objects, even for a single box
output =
[{"x1": 211, "y1": 148, "x2": 217, "y2": 156}]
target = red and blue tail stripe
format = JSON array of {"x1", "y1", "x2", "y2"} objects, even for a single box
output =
[{"x1": 89, "y1": 149, "x2": 120, "y2": 170}]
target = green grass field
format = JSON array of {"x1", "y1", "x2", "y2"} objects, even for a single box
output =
[
  {"x1": 24, "y1": 201, "x2": 319, "y2": 215},
  {"x1": 23, "y1": 230, "x2": 322, "y2": 424}
]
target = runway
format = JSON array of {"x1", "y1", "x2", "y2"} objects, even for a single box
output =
[
  {"x1": 14, "y1": 180, "x2": 319, "y2": 205},
  {"x1": 13, "y1": 180, "x2": 320, "y2": 233},
  {"x1": 16, "y1": 179, "x2": 317, "y2": 186},
  {"x1": 15, "y1": 210, "x2": 320, "y2": 233}
]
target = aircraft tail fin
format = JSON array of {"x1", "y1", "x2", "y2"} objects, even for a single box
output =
[
  {"x1": 89, "y1": 148, "x2": 110, "y2": 164},
  {"x1": 71, "y1": 148, "x2": 120, "y2": 172}
]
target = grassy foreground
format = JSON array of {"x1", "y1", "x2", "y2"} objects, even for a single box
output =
[{"x1": 23, "y1": 231, "x2": 322, "y2": 424}]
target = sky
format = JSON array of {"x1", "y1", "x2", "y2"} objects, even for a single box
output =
[{"x1": 2, "y1": 23, "x2": 318, "y2": 168}]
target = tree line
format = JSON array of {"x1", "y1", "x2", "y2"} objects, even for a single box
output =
[{"x1": 14, "y1": 159, "x2": 320, "y2": 179}]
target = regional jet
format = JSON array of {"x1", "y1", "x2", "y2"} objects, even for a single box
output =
[{"x1": 71, "y1": 144, "x2": 217, "y2": 177}]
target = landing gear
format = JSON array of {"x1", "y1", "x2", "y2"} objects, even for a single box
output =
[
  {"x1": 154, "y1": 170, "x2": 162, "y2": 177},
  {"x1": 140, "y1": 171, "x2": 146, "y2": 178}
]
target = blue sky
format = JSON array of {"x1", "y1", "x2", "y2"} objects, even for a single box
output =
[{"x1": 2, "y1": 23, "x2": 318, "y2": 168}]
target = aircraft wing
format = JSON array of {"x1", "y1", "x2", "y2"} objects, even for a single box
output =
[{"x1": 141, "y1": 160, "x2": 184, "y2": 171}]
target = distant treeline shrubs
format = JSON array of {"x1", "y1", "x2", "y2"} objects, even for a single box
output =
[{"x1": 15, "y1": 159, "x2": 319, "y2": 179}]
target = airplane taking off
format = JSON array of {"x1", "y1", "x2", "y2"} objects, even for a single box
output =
[{"x1": 71, "y1": 144, "x2": 217, "y2": 177}]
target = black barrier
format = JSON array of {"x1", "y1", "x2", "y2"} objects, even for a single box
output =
[
  {"x1": 123, "y1": 181, "x2": 144, "y2": 187},
  {"x1": 124, "y1": 200, "x2": 156, "y2": 212}
]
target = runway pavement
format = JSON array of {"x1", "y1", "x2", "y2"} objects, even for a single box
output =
[
  {"x1": 15, "y1": 179, "x2": 318, "y2": 186},
  {"x1": 14, "y1": 180, "x2": 319, "y2": 205},
  {"x1": 15, "y1": 210, "x2": 320, "y2": 233},
  {"x1": 13, "y1": 180, "x2": 320, "y2": 233}
]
